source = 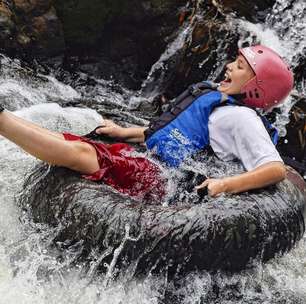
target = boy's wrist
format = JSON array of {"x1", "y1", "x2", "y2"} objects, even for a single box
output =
[
  {"x1": 122, "y1": 127, "x2": 146, "y2": 142},
  {"x1": 222, "y1": 177, "x2": 232, "y2": 193},
  {"x1": 121, "y1": 127, "x2": 132, "y2": 139}
]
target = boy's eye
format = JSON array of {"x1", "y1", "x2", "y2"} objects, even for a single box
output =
[
  {"x1": 237, "y1": 61, "x2": 244, "y2": 69},
  {"x1": 236, "y1": 57, "x2": 244, "y2": 69}
]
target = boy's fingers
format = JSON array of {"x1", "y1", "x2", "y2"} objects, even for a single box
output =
[
  {"x1": 195, "y1": 178, "x2": 210, "y2": 189},
  {"x1": 94, "y1": 127, "x2": 102, "y2": 134},
  {"x1": 95, "y1": 126, "x2": 111, "y2": 134}
]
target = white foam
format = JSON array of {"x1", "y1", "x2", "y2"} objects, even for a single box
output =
[{"x1": 14, "y1": 103, "x2": 103, "y2": 135}]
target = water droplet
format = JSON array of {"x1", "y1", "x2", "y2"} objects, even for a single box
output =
[{"x1": 284, "y1": 139, "x2": 288, "y2": 144}]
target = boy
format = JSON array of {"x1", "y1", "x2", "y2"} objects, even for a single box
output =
[{"x1": 0, "y1": 45, "x2": 293, "y2": 198}]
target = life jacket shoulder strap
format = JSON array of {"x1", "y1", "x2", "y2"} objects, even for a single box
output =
[{"x1": 144, "y1": 81, "x2": 220, "y2": 140}]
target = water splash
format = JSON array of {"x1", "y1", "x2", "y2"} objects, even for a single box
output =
[
  {"x1": 138, "y1": 24, "x2": 192, "y2": 102},
  {"x1": 0, "y1": 103, "x2": 106, "y2": 303},
  {"x1": 266, "y1": 0, "x2": 306, "y2": 66},
  {"x1": 0, "y1": 54, "x2": 80, "y2": 111}
]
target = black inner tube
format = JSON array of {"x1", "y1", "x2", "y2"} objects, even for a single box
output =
[{"x1": 19, "y1": 162, "x2": 306, "y2": 278}]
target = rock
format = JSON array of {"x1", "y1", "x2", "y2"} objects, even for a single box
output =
[
  {"x1": 16, "y1": 33, "x2": 31, "y2": 46},
  {"x1": 54, "y1": 0, "x2": 188, "y2": 88},
  {"x1": 14, "y1": 0, "x2": 52, "y2": 16},
  {"x1": 277, "y1": 96, "x2": 306, "y2": 176},
  {"x1": 29, "y1": 7, "x2": 65, "y2": 57},
  {"x1": 0, "y1": 0, "x2": 278, "y2": 86},
  {"x1": 140, "y1": 1, "x2": 240, "y2": 100},
  {"x1": 0, "y1": 0, "x2": 64, "y2": 58},
  {"x1": 53, "y1": 0, "x2": 116, "y2": 48},
  {"x1": 211, "y1": 0, "x2": 276, "y2": 22},
  {"x1": 0, "y1": 2, "x2": 15, "y2": 47}
]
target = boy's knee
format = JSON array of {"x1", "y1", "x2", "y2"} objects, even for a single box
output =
[
  {"x1": 68, "y1": 141, "x2": 98, "y2": 172},
  {"x1": 73, "y1": 141, "x2": 94, "y2": 155}
]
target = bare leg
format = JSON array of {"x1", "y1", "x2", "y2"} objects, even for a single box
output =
[
  {"x1": 0, "y1": 111, "x2": 100, "y2": 174},
  {"x1": 10, "y1": 113, "x2": 64, "y2": 139}
]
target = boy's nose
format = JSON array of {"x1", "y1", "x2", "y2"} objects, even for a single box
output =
[{"x1": 226, "y1": 62, "x2": 233, "y2": 71}]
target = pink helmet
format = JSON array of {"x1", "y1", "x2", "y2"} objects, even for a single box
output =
[{"x1": 239, "y1": 45, "x2": 294, "y2": 110}]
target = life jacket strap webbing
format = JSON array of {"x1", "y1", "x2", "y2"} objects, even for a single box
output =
[{"x1": 144, "y1": 82, "x2": 216, "y2": 141}]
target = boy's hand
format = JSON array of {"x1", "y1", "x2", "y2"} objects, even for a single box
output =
[
  {"x1": 195, "y1": 178, "x2": 226, "y2": 197},
  {"x1": 95, "y1": 119, "x2": 126, "y2": 138},
  {"x1": 195, "y1": 162, "x2": 286, "y2": 197}
]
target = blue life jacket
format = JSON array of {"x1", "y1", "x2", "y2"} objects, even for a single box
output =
[
  {"x1": 145, "y1": 81, "x2": 279, "y2": 167},
  {"x1": 260, "y1": 116, "x2": 279, "y2": 145},
  {"x1": 145, "y1": 81, "x2": 236, "y2": 167}
]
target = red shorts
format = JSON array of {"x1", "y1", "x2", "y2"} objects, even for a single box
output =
[{"x1": 63, "y1": 133, "x2": 164, "y2": 200}]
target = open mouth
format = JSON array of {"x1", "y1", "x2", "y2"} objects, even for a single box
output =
[{"x1": 220, "y1": 72, "x2": 232, "y2": 87}]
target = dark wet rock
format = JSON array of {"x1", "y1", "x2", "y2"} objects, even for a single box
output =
[
  {"x1": 59, "y1": 0, "x2": 277, "y2": 91},
  {"x1": 210, "y1": 0, "x2": 276, "y2": 22},
  {"x1": 278, "y1": 96, "x2": 306, "y2": 177},
  {"x1": 14, "y1": 0, "x2": 52, "y2": 16},
  {"x1": 0, "y1": 2, "x2": 16, "y2": 50},
  {"x1": 53, "y1": 0, "x2": 118, "y2": 48},
  {"x1": 20, "y1": 163, "x2": 306, "y2": 278},
  {"x1": 27, "y1": 7, "x2": 65, "y2": 57},
  {"x1": 55, "y1": 0, "x2": 189, "y2": 89},
  {"x1": 0, "y1": 0, "x2": 64, "y2": 57},
  {"x1": 0, "y1": 0, "x2": 278, "y2": 89},
  {"x1": 140, "y1": 3, "x2": 240, "y2": 101},
  {"x1": 293, "y1": 53, "x2": 306, "y2": 85}
]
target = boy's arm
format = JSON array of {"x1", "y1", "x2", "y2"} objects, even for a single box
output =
[
  {"x1": 96, "y1": 120, "x2": 147, "y2": 143},
  {"x1": 196, "y1": 161, "x2": 286, "y2": 197}
]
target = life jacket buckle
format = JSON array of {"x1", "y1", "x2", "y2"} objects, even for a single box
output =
[
  {"x1": 189, "y1": 81, "x2": 217, "y2": 97},
  {"x1": 189, "y1": 84, "x2": 204, "y2": 97}
]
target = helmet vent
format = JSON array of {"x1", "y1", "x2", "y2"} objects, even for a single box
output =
[
  {"x1": 249, "y1": 91, "x2": 253, "y2": 98},
  {"x1": 258, "y1": 50, "x2": 263, "y2": 54},
  {"x1": 255, "y1": 88, "x2": 260, "y2": 98}
]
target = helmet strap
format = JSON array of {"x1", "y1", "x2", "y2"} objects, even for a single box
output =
[{"x1": 229, "y1": 93, "x2": 247, "y2": 101}]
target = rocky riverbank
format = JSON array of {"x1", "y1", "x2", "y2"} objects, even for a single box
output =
[{"x1": 0, "y1": 0, "x2": 276, "y2": 88}]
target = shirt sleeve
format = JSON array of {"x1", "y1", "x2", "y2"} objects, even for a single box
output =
[{"x1": 232, "y1": 111, "x2": 283, "y2": 171}]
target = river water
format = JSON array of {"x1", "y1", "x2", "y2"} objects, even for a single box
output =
[{"x1": 0, "y1": 0, "x2": 305, "y2": 303}]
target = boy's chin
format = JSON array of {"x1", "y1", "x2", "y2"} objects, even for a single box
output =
[{"x1": 218, "y1": 85, "x2": 240, "y2": 95}]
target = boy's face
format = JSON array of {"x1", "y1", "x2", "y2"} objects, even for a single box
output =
[{"x1": 218, "y1": 55, "x2": 255, "y2": 95}]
